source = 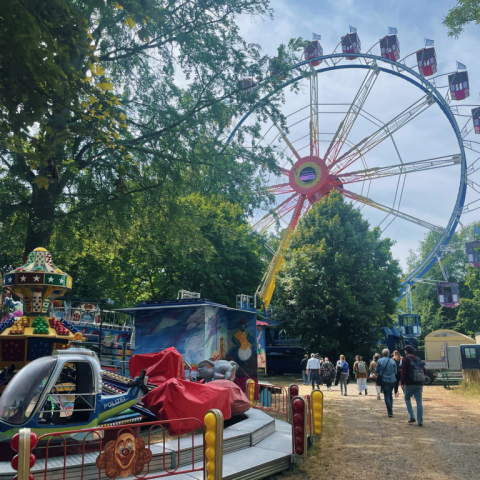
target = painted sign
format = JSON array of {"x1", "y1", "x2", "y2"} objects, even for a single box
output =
[{"x1": 96, "y1": 431, "x2": 152, "y2": 479}]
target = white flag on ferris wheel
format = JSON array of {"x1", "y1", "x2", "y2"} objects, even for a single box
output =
[
  {"x1": 388, "y1": 26, "x2": 398, "y2": 35},
  {"x1": 312, "y1": 32, "x2": 321, "y2": 41},
  {"x1": 456, "y1": 61, "x2": 467, "y2": 70},
  {"x1": 425, "y1": 38, "x2": 434, "y2": 46},
  {"x1": 349, "y1": 25, "x2": 357, "y2": 33}
]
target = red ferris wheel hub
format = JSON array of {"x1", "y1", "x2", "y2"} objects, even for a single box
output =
[{"x1": 288, "y1": 155, "x2": 329, "y2": 195}]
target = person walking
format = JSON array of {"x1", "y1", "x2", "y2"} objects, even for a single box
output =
[
  {"x1": 316, "y1": 355, "x2": 324, "y2": 387},
  {"x1": 401, "y1": 345, "x2": 427, "y2": 426},
  {"x1": 375, "y1": 348, "x2": 397, "y2": 418},
  {"x1": 353, "y1": 355, "x2": 369, "y2": 395},
  {"x1": 393, "y1": 350, "x2": 402, "y2": 398},
  {"x1": 300, "y1": 354, "x2": 309, "y2": 385},
  {"x1": 336, "y1": 355, "x2": 349, "y2": 396},
  {"x1": 306, "y1": 353, "x2": 321, "y2": 390},
  {"x1": 369, "y1": 353, "x2": 381, "y2": 400},
  {"x1": 321, "y1": 357, "x2": 335, "y2": 391}
]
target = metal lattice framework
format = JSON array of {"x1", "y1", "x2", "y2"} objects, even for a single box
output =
[{"x1": 226, "y1": 51, "x2": 477, "y2": 309}]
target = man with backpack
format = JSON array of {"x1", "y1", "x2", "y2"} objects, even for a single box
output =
[
  {"x1": 401, "y1": 345, "x2": 427, "y2": 426},
  {"x1": 353, "y1": 355, "x2": 369, "y2": 395}
]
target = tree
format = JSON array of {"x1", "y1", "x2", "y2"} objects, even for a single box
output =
[
  {"x1": 274, "y1": 192, "x2": 401, "y2": 360},
  {"x1": 48, "y1": 191, "x2": 268, "y2": 307},
  {"x1": 443, "y1": 0, "x2": 480, "y2": 37},
  {"x1": 0, "y1": 0, "x2": 303, "y2": 261}
]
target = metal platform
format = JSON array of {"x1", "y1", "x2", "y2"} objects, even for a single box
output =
[{"x1": 0, "y1": 409, "x2": 293, "y2": 480}]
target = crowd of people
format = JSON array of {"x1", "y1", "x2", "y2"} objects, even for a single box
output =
[{"x1": 300, "y1": 345, "x2": 426, "y2": 425}]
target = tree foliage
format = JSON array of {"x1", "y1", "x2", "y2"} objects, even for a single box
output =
[
  {"x1": 274, "y1": 192, "x2": 401, "y2": 361},
  {"x1": 443, "y1": 0, "x2": 480, "y2": 37},
  {"x1": 0, "y1": 0, "x2": 304, "y2": 261},
  {"x1": 47, "y1": 192, "x2": 267, "y2": 308}
]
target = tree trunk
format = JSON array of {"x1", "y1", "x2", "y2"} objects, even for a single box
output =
[{"x1": 23, "y1": 183, "x2": 59, "y2": 261}]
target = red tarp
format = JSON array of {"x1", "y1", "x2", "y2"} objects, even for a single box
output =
[
  {"x1": 142, "y1": 378, "x2": 232, "y2": 434},
  {"x1": 129, "y1": 347, "x2": 185, "y2": 385},
  {"x1": 210, "y1": 380, "x2": 250, "y2": 416},
  {"x1": 131, "y1": 347, "x2": 250, "y2": 434}
]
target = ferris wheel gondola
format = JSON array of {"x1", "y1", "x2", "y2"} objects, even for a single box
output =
[{"x1": 227, "y1": 28, "x2": 480, "y2": 310}]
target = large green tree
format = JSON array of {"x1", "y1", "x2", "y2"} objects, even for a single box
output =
[
  {"x1": 0, "y1": 0, "x2": 303, "y2": 263},
  {"x1": 48, "y1": 192, "x2": 267, "y2": 307},
  {"x1": 274, "y1": 192, "x2": 401, "y2": 360}
]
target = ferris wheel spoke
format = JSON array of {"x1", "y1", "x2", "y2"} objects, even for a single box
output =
[
  {"x1": 256, "y1": 195, "x2": 307, "y2": 309},
  {"x1": 279, "y1": 167, "x2": 291, "y2": 176},
  {"x1": 340, "y1": 189, "x2": 444, "y2": 233},
  {"x1": 309, "y1": 66, "x2": 319, "y2": 157},
  {"x1": 265, "y1": 182, "x2": 295, "y2": 195},
  {"x1": 266, "y1": 111, "x2": 302, "y2": 161},
  {"x1": 324, "y1": 63, "x2": 380, "y2": 165},
  {"x1": 336, "y1": 154, "x2": 461, "y2": 185},
  {"x1": 329, "y1": 94, "x2": 435, "y2": 175},
  {"x1": 253, "y1": 193, "x2": 299, "y2": 233}
]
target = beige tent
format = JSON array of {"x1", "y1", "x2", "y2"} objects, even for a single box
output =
[{"x1": 425, "y1": 329, "x2": 475, "y2": 361}]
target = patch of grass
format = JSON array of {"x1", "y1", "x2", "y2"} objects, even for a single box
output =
[{"x1": 451, "y1": 381, "x2": 480, "y2": 397}]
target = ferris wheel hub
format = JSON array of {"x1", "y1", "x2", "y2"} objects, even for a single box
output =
[{"x1": 289, "y1": 155, "x2": 333, "y2": 196}]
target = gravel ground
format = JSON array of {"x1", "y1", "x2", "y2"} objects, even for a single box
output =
[{"x1": 263, "y1": 375, "x2": 480, "y2": 480}]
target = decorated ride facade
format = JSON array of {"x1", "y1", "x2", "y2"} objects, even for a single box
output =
[
  {"x1": 0, "y1": 248, "x2": 80, "y2": 372},
  {"x1": 121, "y1": 298, "x2": 258, "y2": 391}
]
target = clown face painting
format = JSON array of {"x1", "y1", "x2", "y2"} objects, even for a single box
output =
[{"x1": 96, "y1": 432, "x2": 152, "y2": 479}]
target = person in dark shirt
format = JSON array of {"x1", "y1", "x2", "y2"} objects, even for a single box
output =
[
  {"x1": 300, "y1": 354, "x2": 309, "y2": 385},
  {"x1": 401, "y1": 345, "x2": 427, "y2": 426}
]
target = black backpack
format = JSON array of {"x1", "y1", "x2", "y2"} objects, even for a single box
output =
[{"x1": 408, "y1": 355, "x2": 425, "y2": 383}]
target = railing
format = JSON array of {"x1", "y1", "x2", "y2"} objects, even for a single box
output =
[
  {"x1": 246, "y1": 380, "x2": 288, "y2": 420},
  {"x1": 10, "y1": 414, "x2": 226, "y2": 480}
]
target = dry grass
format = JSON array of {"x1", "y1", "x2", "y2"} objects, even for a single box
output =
[{"x1": 451, "y1": 380, "x2": 480, "y2": 398}]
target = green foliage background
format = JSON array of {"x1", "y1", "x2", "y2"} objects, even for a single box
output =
[{"x1": 273, "y1": 192, "x2": 401, "y2": 361}]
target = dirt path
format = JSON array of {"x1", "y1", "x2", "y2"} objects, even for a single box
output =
[{"x1": 264, "y1": 375, "x2": 480, "y2": 480}]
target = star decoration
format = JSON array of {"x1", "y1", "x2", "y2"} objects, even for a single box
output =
[
  {"x1": 20, "y1": 275, "x2": 26, "y2": 282},
  {"x1": 7, "y1": 277, "x2": 12, "y2": 283},
  {"x1": 33, "y1": 276, "x2": 40, "y2": 282},
  {"x1": 48, "y1": 277, "x2": 54, "y2": 283},
  {"x1": 59, "y1": 277, "x2": 64, "y2": 284}
]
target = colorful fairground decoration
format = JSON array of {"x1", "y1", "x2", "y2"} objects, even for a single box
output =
[{"x1": 1, "y1": 248, "x2": 82, "y2": 370}]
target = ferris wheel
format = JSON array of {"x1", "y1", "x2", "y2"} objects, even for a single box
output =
[{"x1": 225, "y1": 28, "x2": 480, "y2": 311}]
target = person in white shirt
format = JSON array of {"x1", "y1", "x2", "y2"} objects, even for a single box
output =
[{"x1": 306, "y1": 353, "x2": 321, "y2": 390}]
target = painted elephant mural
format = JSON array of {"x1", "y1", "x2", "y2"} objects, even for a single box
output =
[{"x1": 197, "y1": 359, "x2": 239, "y2": 382}]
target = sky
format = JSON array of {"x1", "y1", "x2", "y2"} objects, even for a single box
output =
[{"x1": 231, "y1": 0, "x2": 480, "y2": 272}]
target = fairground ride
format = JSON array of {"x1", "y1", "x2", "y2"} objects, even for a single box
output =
[{"x1": 226, "y1": 29, "x2": 480, "y2": 312}]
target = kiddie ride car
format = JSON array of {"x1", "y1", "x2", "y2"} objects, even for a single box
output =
[{"x1": 0, "y1": 348, "x2": 156, "y2": 458}]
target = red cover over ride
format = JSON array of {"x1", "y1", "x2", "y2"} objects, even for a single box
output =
[
  {"x1": 142, "y1": 378, "x2": 232, "y2": 434},
  {"x1": 129, "y1": 347, "x2": 185, "y2": 385},
  {"x1": 210, "y1": 380, "x2": 250, "y2": 416}
]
